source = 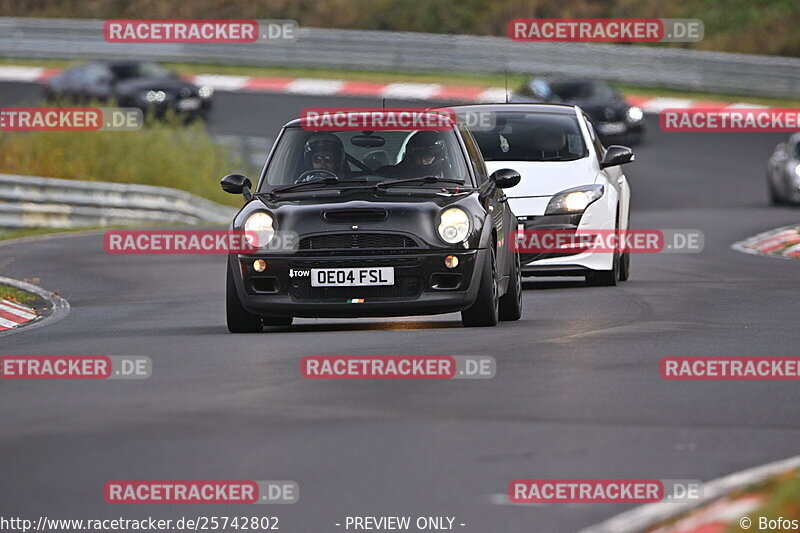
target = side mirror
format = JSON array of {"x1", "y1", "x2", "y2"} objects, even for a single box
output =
[
  {"x1": 221, "y1": 173, "x2": 253, "y2": 201},
  {"x1": 600, "y1": 145, "x2": 635, "y2": 169},
  {"x1": 490, "y1": 168, "x2": 521, "y2": 189}
]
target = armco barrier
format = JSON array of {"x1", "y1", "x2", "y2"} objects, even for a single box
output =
[
  {"x1": 0, "y1": 174, "x2": 236, "y2": 229},
  {"x1": 0, "y1": 18, "x2": 799, "y2": 97}
]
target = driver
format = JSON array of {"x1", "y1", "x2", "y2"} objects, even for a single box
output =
[
  {"x1": 378, "y1": 131, "x2": 448, "y2": 179},
  {"x1": 303, "y1": 133, "x2": 348, "y2": 178}
]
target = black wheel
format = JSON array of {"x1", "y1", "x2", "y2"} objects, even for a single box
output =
[
  {"x1": 586, "y1": 251, "x2": 620, "y2": 286},
  {"x1": 618, "y1": 251, "x2": 631, "y2": 282},
  {"x1": 263, "y1": 316, "x2": 293, "y2": 327},
  {"x1": 462, "y1": 247, "x2": 499, "y2": 327},
  {"x1": 499, "y1": 252, "x2": 522, "y2": 321},
  {"x1": 768, "y1": 178, "x2": 784, "y2": 206},
  {"x1": 226, "y1": 261, "x2": 263, "y2": 333}
]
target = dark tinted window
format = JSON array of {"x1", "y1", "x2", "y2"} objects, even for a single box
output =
[
  {"x1": 109, "y1": 62, "x2": 175, "y2": 81},
  {"x1": 458, "y1": 125, "x2": 489, "y2": 184},
  {"x1": 549, "y1": 81, "x2": 616, "y2": 101},
  {"x1": 470, "y1": 112, "x2": 588, "y2": 162},
  {"x1": 582, "y1": 114, "x2": 606, "y2": 158}
]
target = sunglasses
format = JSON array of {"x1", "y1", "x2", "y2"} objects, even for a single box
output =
[
  {"x1": 311, "y1": 154, "x2": 337, "y2": 163},
  {"x1": 410, "y1": 145, "x2": 444, "y2": 158}
]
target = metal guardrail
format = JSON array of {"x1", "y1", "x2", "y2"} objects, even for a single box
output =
[
  {"x1": 0, "y1": 174, "x2": 236, "y2": 229},
  {"x1": 1, "y1": 17, "x2": 799, "y2": 97}
]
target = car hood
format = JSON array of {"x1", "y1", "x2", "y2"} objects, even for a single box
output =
[
  {"x1": 115, "y1": 78, "x2": 198, "y2": 95},
  {"x1": 235, "y1": 189, "x2": 487, "y2": 249},
  {"x1": 485, "y1": 159, "x2": 599, "y2": 198}
]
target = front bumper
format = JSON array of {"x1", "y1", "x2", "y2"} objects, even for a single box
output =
[
  {"x1": 230, "y1": 249, "x2": 486, "y2": 318},
  {"x1": 516, "y1": 209, "x2": 615, "y2": 276}
]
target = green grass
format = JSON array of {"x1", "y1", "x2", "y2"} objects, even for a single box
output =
[
  {"x1": 0, "y1": 283, "x2": 38, "y2": 305},
  {"x1": 726, "y1": 469, "x2": 800, "y2": 532},
  {"x1": 0, "y1": 226, "x2": 113, "y2": 242},
  {"x1": 0, "y1": 111, "x2": 243, "y2": 207},
  {"x1": 3, "y1": 56, "x2": 798, "y2": 106}
]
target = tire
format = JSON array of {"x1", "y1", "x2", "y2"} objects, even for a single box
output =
[
  {"x1": 461, "y1": 247, "x2": 499, "y2": 327},
  {"x1": 618, "y1": 251, "x2": 631, "y2": 282},
  {"x1": 586, "y1": 250, "x2": 620, "y2": 286},
  {"x1": 499, "y1": 252, "x2": 522, "y2": 321},
  {"x1": 768, "y1": 178, "x2": 784, "y2": 206},
  {"x1": 226, "y1": 261, "x2": 263, "y2": 333}
]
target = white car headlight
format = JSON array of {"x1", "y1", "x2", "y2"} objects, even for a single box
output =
[
  {"x1": 198, "y1": 85, "x2": 214, "y2": 99},
  {"x1": 437, "y1": 207, "x2": 470, "y2": 244},
  {"x1": 545, "y1": 185, "x2": 604, "y2": 215},
  {"x1": 626, "y1": 106, "x2": 644, "y2": 122},
  {"x1": 243, "y1": 211, "x2": 275, "y2": 248},
  {"x1": 794, "y1": 162, "x2": 800, "y2": 178},
  {"x1": 144, "y1": 90, "x2": 166, "y2": 103}
]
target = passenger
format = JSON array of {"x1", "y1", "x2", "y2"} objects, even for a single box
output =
[{"x1": 380, "y1": 131, "x2": 449, "y2": 179}]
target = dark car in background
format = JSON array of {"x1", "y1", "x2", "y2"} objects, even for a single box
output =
[
  {"x1": 766, "y1": 133, "x2": 800, "y2": 205},
  {"x1": 221, "y1": 112, "x2": 523, "y2": 332},
  {"x1": 42, "y1": 60, "x2": 213, "y2": 119},
  {"x1": 513, "y1": 78, "x2": 645, "y2": 145}
]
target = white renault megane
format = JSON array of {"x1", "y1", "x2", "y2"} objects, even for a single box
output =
[{"x1": 451, "y1": 103, "x2": 634, "y2": 286}]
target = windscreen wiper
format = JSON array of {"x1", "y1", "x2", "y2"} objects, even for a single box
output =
[
  {"x1": 263, "y1": 177, "x2": 368, "y2": 200},
  {"x1": 374, "y1": 176, "x2": 468, "y2": 190}
]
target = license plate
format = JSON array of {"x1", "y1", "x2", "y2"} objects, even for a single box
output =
[
  {"x1": 177, "y1": 97, "x2": 201, "y2": 111},
  {"x1": 597, "y1": 122, "x2": 626, "y2": 135},
  {"x1": 311, "y1": 267, "x2": 394, "y2": 287}
]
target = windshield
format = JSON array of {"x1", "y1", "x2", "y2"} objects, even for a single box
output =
[
  {"x1": 549, "y1": 81, "x2": 616, "y2": 101},
  {"x1": 260, "y1": 128, "x2": 471, "y2": 189},
  {"x1": 110, "y1": 62, "x2": 175, "y2": 80},
  {"x1": 469, "y1": 112, "x2": 588, "y2": 162}
]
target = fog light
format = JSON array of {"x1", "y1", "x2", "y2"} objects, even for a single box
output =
[
  {"x1": 253, "y1": 259, "x2": 266, "y2": 272},
  {"x1": 444, "y1": 255, "x2": 459, "y2": 268}
]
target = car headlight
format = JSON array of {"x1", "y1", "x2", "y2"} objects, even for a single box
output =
[
  {"x1": 626, "y1": 106, "x2": 644, "y2": 122},
  {"x1": 794, "y1": 163, "x2": 800, "y2": 178},
  {"x1": 545, "y1": 185, "x2": 604, "y2": 215},
  {"x1": 243, "y1": 211, "x2": 275, "y2": 248},
  {"x1": 198, "y1": 86, "x2": 214, "y2": 99},
  {"x1": 143, "y1": 90, "x2": 166, "y2": 103},
  {"x1": 437, "y1": 207, "x2": 471, "y2": 244}
]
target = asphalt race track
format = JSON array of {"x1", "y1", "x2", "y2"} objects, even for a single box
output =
[{"x1": 1, "y1": 84, "x2": 800, "y2": 532}]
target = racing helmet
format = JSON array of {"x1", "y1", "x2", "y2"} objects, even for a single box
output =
[
  {"x1": 404, "y1": 131, "x2": 447, "y2": 174},
  {"x1": 303, "y1": 132, "x2": 345, "y2": 169}
]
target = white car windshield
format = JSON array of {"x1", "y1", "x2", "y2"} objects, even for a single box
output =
[{"x1": 470, "y1": 112, "x2": 589, "y2": 162}]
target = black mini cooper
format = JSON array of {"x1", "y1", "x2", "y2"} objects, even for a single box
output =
[{"x1": 221, "y1": 112, "x2": 522, "y2": 332}]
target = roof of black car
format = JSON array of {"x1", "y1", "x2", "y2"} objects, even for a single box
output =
[
  {"x1": 284, "y1": 110, "x2": 458, "y2": 129},
  {"x1": 447, "y1": 103, "x2": 578, "y2": 115}
]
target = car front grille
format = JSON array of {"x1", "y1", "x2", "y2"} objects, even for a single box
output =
[{"x1": 298, "y1": 233, "x2": 419, "y2": 252}]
